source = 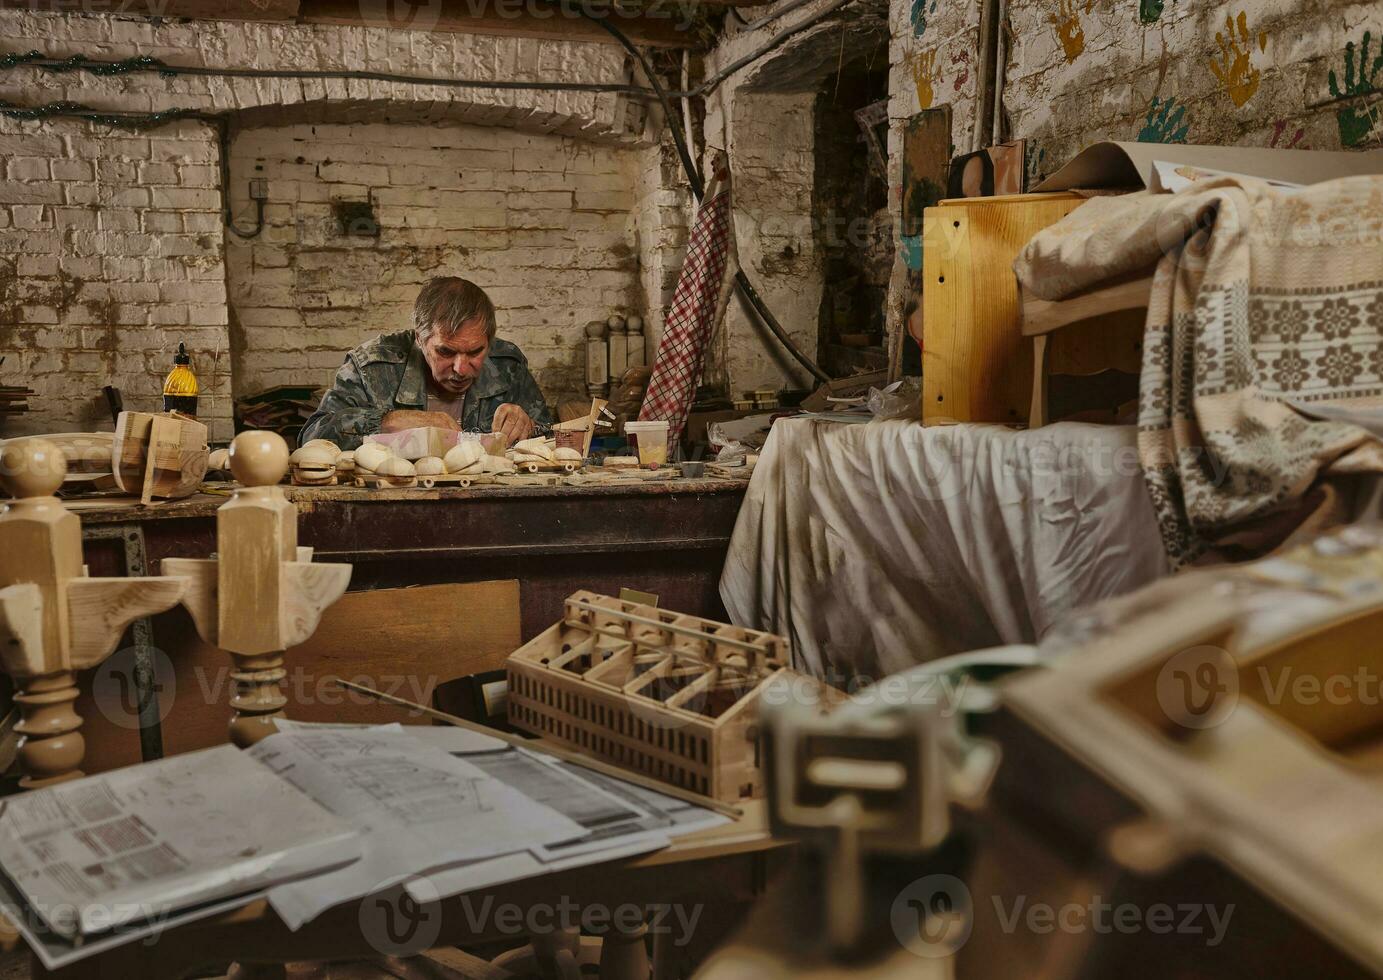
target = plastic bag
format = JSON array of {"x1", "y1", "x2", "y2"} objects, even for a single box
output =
[{"x1": 866, "y1": 378, "x2": 922, "y2": 421}]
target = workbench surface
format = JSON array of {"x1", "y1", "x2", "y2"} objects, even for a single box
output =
[
  {"x1": 72, "y1": 474, "x2": 749, "y2": 523},
  {"x1": 78, "y1": 474, "x2": 751, "y2": 638}
]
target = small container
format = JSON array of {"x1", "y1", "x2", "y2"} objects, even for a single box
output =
[
  {"x1": 624, "y1": 420, "x2": 669, "y2": 467},
  {"x1": 162, "y1": 342, "x2": 199, "y2": 416}
]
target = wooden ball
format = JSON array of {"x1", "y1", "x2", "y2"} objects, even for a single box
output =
[
  {"x1": 228, "y1": 431, "x2": 289, "y2": 487},
  {"x1": 0, "y1": 438, "x2": 67, "y2": 498}
]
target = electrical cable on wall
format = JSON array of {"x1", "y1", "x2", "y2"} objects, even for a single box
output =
[{"x1": 574, "y1": 4, "x2": 834, "y2": 384}]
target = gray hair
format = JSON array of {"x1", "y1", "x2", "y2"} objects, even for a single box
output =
[{"x1": 413, "y1": 277, "x2": 497, "y2": 342}]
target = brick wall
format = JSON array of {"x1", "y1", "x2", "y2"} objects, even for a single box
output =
[
  {"x1": 227, "y1": 120, "x2": 644, "y2": 407},
  {"x1": 0, "y1": 10, "x2": 643, "y2": 441},
  {"x1": 0, "y1": 116, "x2": 231, "y2": 436}
]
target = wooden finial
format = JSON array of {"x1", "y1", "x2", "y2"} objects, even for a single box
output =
[
  {"x1": 0, "y1": 439, "x2": 186, "y2": 787},
  {"x1": 0, "y1": 438, "x2": 67, "y2": 500},
  {"x1": 228, "y1": 430, "x2": 290, "y2": 488},
  {"x1": 162, "y1": 430, "x2": 350, "y2": 748}
]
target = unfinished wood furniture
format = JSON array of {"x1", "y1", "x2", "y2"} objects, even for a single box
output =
[
  {"x1": 79, "y1": 581, "x2": 523, "y2": 775},
  {"x1": 160, "y1": 430, "x2": 351, "y2": 747},
  {"x1": 1020, "y1": 271, "x2": 1154, "y2": 427},
  {"x1": 0, "y1": 432, "x2": 116, "y2": 493},
  {"x1": 111, "y1": 410, "x2": 209, "y2": 502},
  {"x1": 507, "y1": 591, "x2": 796, "y2": 803},
  {"x1": 921, "y1": 192, "x2": 1143, "y2": 426},
  {"x1": 0, "y1": 439, "x2": 185, "y2": 785},
  {"x1": 986, "y1": 526, "x2": 1383, "y2": 977}
]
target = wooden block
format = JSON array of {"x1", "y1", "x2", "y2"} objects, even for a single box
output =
[
  {"x1": 0, "y1": 495, "x2": 81, "y2": 674},
  {"x1": 112, "y1": 411, "x2": 208, "y2": 500},
  {"x1": 77, "y1": 580, "x2": 523, "y2": 774},
  {"x1": 922, "y1": 193, "x2": 1087, "y2": 425},
  {"x1": 900, "y1": 107, "x2": 951, "y2": 237},
  {"x1": 216, "y1": 486, "x2": 298, "y2": 655}
]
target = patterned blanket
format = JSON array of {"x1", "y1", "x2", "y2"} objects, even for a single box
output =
[{"x1": 1015, "y1": 175, "x2": 1383, "y2": 567}]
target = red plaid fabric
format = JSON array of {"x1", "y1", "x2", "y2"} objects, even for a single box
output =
[{"x1": 638, "y1": 159, "x2": 733, "y2": 443}]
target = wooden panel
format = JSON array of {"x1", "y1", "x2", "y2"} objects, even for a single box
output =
[
  {"x1": 77, "y1": 580, "x2": 521, "y2": 774},
  {"x1": 922, "y1": 194, "x2": 1086, "y2": 424},
  {"x1": 1047, "y1": 309, "x2": 1145, "y2": 377}
]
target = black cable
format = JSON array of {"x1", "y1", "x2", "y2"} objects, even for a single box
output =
[{"x1": 572, "y1": 7, "x2": 832, "y2": 384}]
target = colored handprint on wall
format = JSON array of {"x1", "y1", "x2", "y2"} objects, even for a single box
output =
[
  {"x1": 951, "y1": 49, "x2": 971, "y2": 92},
  {"x1": 911, "y1": 0, "x2": 938, "y2": 37},
  {"x1": 1050, "y1": 0, "x2": 1095, "y2": 64},
  {"x1": 1208, "y1": 12, "x2": 1268, "y2": 107},
  {"x1": 1137, "y1": 97, "x2": 1191, "y2": 143},
  {"x1": 1139, "y1": 0, "x2": 1163, "y2": 25},
  {"x1": 1269, "y1": 119, "x2": 1307, "y2": 149},
  {"x1": 1328, "y1": 31, "x2": 1383, "y2": 147},
  {"x1": 909, "y1": 48, "x2": 941, "y2": 109}
]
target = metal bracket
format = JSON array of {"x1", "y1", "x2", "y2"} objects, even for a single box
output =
[{"x1": 82, "y1": 522, "x2": 165, "y2": 762}]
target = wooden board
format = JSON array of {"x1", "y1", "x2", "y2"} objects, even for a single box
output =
[
  {"x1": 77, "y1": 580, "x2": 522, "y2": 774},
  {"x1": 921, "y1": 193, "x2": 1085, "y2": 425},
  {"x1": 900, "y1": 108, "x2": 952, "y2": 238}
]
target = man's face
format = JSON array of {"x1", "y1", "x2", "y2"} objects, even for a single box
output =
[{"x1": 422, "y1": 317, "x2": 490, "y2": 396}]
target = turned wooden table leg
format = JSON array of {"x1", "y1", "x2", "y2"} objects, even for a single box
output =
[
  {"x1": 16, "y1": 670, "x2": 84, "y2": 788},
  {"x1": 228, "y1": 651, "x2": 288, "y2": 748},
  {"x1": 599, "y1": 919, "x2": 649, "y2": 980}
]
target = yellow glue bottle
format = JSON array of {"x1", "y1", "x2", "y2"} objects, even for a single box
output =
[{"x1": 162, "y1": 342, "x2": 199, "y2": 416}]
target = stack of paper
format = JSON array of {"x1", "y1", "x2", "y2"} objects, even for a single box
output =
[
  {"x1": 258, "y1": 723, "x2": 729, "y2": 921},
  {"x1": 0, "y1": 745, "x2": 359, "y2": 967},
  {"x1": 0, "y1": 722, "x2": 730, "y2": 970}
]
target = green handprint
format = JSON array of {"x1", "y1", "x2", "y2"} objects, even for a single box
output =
[
  {"x1": 1139, "y1": 0, "x2": 1164, "y2": 24},
  {"x1": 1136, "y1": 97, "x2": 1190, "y2": 144},
  {"x1": 1328, "y1": 31, "x2": 1383, "y2": 147}
]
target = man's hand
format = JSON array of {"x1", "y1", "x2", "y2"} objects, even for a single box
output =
[
  {"x1": 380, "y1": 410, "x2": 460, "y2": 433},
  {"x1": 491, "y1": 403, "x2": 536, "y2": 448}
]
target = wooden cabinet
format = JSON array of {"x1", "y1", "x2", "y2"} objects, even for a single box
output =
[{"x1": 921, "y1": 192, "x2": 1144, "y2": 426}]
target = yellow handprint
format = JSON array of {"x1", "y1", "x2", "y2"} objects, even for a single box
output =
[
  {"x1": 910, "y1": 48, "x2": 940, "y2": 108},
  {"x1": 1050, "y1": 0, "x2": 1094, "y2": 64},
  {"x1": 1209, "y1": 11, "x2": 1268, "y2": 107}
]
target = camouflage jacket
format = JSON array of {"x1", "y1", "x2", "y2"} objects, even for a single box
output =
[{"x1": 299, "y1": 330, "x2": 554, "y2": 450}]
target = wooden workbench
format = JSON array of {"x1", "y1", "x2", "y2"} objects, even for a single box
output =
[
  {"x1": 69, "y1": 476, "x2": 752, "y2": 770},
  {"x1": 77, "y1": 476, "x2": 750, "y2": 638}
]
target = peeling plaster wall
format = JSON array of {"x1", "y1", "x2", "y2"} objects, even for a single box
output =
[
  {"x1": 703, "y1": 0, "x2": 890, "y2": 394},
  {"x1": 886, "y1": 0, "x2": 982, "y2": 350},
  {"x1": 884, "y1": 0, "x2": 1383, "y2": 363},
  {"x1": 1007, "y1": 0, "x2": 1383, "y2": 184}
]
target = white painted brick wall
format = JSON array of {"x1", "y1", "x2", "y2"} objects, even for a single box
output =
[
  {"x1": 0, "y1": 10, "x2": 647, "y2": 441},
  {"x1": 226, "y1": 122, "x2": 645, "y2": 407}
]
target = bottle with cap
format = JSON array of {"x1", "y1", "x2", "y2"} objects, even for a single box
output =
[{"x1": 162, "y1": 342, "x2": 199, "y2": 416}]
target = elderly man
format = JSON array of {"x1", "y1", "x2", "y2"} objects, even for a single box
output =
[{"x1": 301, "y1": 277, "x2": 553, "y2": 450}]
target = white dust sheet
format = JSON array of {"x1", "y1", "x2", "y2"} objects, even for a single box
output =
[{"x1": 720, "y1": 419, "x2": 1169, "y2": 680}]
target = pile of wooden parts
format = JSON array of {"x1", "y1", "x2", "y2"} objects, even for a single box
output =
[
  {"x1": 506, "y1": 590, "x2": 814, "y2": 803},
  {"x1": 0, "y1": 433, "x2": 116, "y2": 495},
  {"x1": 507, "y1": 437, "x2": 582, "y2": 474},
  {"x1": 111, "y1": 410, "x2": 209, "y2": 503}
]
